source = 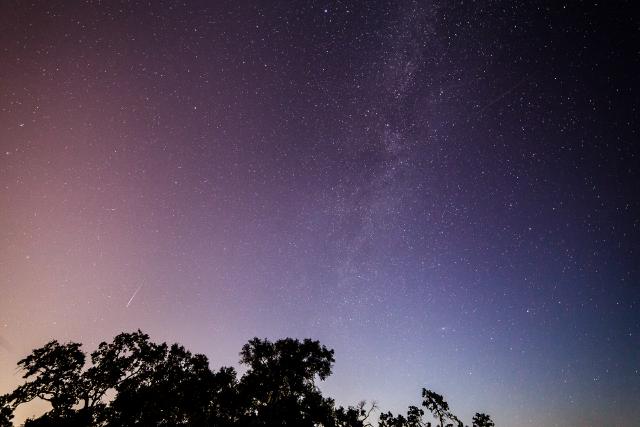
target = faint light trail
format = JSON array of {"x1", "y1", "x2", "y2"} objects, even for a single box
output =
[{"x1": 126, "y1": 284, "x2": 144, "y2": 308}]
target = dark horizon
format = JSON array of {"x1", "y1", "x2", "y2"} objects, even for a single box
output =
[
  {"x1": 1, "y1": 1, "x2": 638, "y2": 426},
  {"x1": 1, "y1": 330, "x2": 497, "y2": 427}
]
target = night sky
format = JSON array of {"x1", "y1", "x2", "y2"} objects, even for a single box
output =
[{"x1": 1, "y1": 1, "x2": 639, "y2": 426}]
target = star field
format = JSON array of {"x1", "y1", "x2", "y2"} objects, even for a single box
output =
[{"x1": 1, "y1": 1, "x2": 638, "y2": 426}]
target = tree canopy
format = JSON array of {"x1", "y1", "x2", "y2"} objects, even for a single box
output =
[{"x1": 0, "y1": 331, "x2": 494, "y2": 427}]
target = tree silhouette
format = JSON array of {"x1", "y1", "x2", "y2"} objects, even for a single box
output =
[
  {"x1": 0, "y1": 395, "x2": 13, "y2": 427},
  {"x1": 421, "y1": 389, "x2": 462, "y2": 427},
  {"x1": 334, "y1": 401, "x2": 376, "y2": 427},
  {"x1": 237, "y1": 337, "x2": 336, "y2": 426},
  {"x1": 472, "y1": 413, "x2": 494, "y2": 427},
  {"x1": 107, "y1": 343, "x2": 212, "y2": 425},
  {"x1": 88, "y1": 330, "x2": 238, "y2": 426},
  {"x1": 407, "y1": 405, "x2": 429, "y2": 427},
  {"x1": 9, "y1": 341, "x2": 87, "y2": 421},
  {"x1": 378, "y1": 403, "x2": 433, "y2": 427},
  {"x1": 379, "y1": 411, "x2": 409, "y2": 427},
  {"x1": 1, "y1": 331, "x2": 494, "y2": 427}
]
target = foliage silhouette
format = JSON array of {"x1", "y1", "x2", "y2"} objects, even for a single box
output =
[
  {"x1": 422, "y1": 388, "x2": 469, "y2": 427},
  {"x1": 471, "y1": 413, "x2": 494, "y2": 427},
  {"x1": 334, "y1": 401, "x2": 376, "y2": 427},
  {"x1": 10, "y1": 341, "x2": 86, "y2": 418},
  {"x1": 1, "y1": 331, "x2": 494, "y2": 427},
  {"x1": 237, "y1": 337, "x2": 335, "y2": 426},
  {"x1": 0, "y1": 395, "x2": 13, "y2": 427}
]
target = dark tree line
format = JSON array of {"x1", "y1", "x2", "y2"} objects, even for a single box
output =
[{"x1": 0, "y1": 331, "x2": 494, "y2": 427}]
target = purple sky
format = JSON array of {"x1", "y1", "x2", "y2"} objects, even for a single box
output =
[{"x1": 1, "y1": 1, "x2": 638, "y2": 425}]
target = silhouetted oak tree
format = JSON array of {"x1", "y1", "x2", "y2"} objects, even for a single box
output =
[
  {"x1": 472, "y1": 413, "x2": 494, "y2": 427},
  {"x1": 8, "y1": 340, "x2": 93, "y2": 427},
  {"x1": 0, "y1": 395, "x2": 13, "y2": 427},
  {"x1": 237, "y1": 337, "x2": 336, "y2": 426},
  {"x1": 1, "y1": 331, "x2": 494, "y2": 427}
]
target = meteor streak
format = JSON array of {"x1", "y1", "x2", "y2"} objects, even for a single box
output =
[{"x1": 126, "y1": 284, "x2": 143, "y2": 308}]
